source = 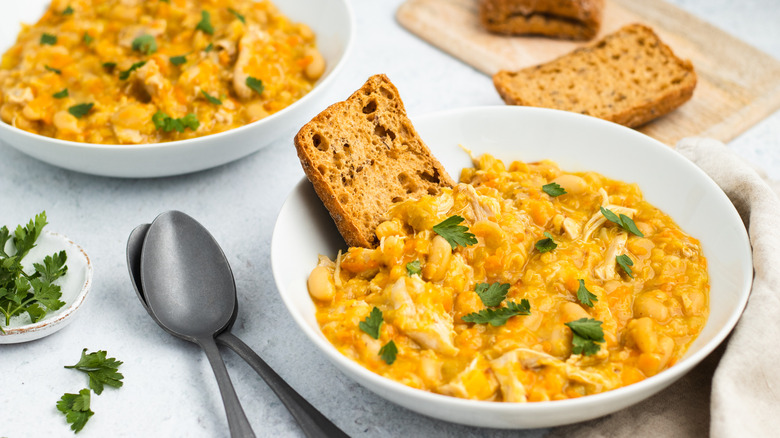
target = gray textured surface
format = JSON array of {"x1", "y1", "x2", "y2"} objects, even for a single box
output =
[{"x1": 1, "y1": 1, "x2": 778, "y2": 437}]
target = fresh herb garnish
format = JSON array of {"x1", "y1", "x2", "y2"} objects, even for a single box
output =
[
  {"x1": 41, "y1": 33, "x2": 57, "y2": 45},
  {"x1": 379, "y1": 340, "x2": 397, "y2": 365},
  {"x1": 600, "y1": 207, "x2": 644, "y2": 237},
  {"x1": 565, "y1": 318, "x2": 605, "y2": 356},
  {"x1": 462, "y1": 300, "x2": 531, "y2": 327},
  {"x1": 405, "y1": 260, "x2": 421, "y2": 277},
  {"x1": 432, "y1": 215, "x2": 477, "y2": 250},
  {"x1": 228, "y1": 8, "x2": 246, "y2": 23},
  {"x1": 245, "y1": 77, "x2": 264, "y2": 95},
  {"x1": 576, "y1": 279, "x2": 597, "y2": 307},
  {"x1": 131, "y1": 34, "x2": 157, "y2": 55},
  {"x1": 102, "y1": 62, "x2": 116, "y2": 72},
  {"x1": 204, "y1": 42, "x2": 213, "y2": 52},
  {"x1": 196, "y1": 10, "x2": 214, "y2": 35},
  {"x1": 542, "y1": 182, "x2": 567, "y2": 197},
  {"x1": 616, "y1": 254, "x2": 634, "y2": 278},
  {"x1": 82, "y1": 32, "x2": 93, "y2": 44},
  {"x1": 170, "y1": 54, "x2": 188, "y2": 66},
  {"x1": 358, "y1": 307, "x2": 382, "y2": 340},
  {"x1": 62, "y1": 6, "x2": 74, "y2": 15},
  {"x1": 474, "y1": 282, "x2": 509, "y2": 307},
  {"x1": 535, "y1": 231, "x2": 557, "y2": 253},
  {"x1": 45, "y1": 65, "x2": 61, "y2": 74},
  {"x1": 56, "y1": 389, "x2": 93, "y2": 433},
  {"x1": 65, "y1": 348, "x2": 124, "y2": 395},
  {"x1": 201, "y1": 90, "x2": 222, "y2": 105},
  {"x1": 151, "y1": 111, "x2": 199, "y2": 133},
  {"x1": 68, "y1": 103, "x2": 93, "y2": 118},
  {"x1": 53, "y1": 88, "x2": 69, "y2": 99},
  {"x1": 0, "y1": 212, "x2": 68, "y2": 332},
  {"x1": 118, "y1": 61, "x2": 146, "y2": 80}
]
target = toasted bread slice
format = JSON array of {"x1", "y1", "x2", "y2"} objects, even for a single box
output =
[
  {"x1": 493, "y1": 23, "x2": 697, "y2": 128},
  {"x1": 479, "y1": 0, "x2": 604, "y2": 40},
  {"x1": 294, "y1": 74, "x2": 455, "y2": 248}
]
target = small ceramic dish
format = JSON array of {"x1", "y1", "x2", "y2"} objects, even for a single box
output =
[
  {"x1": 0, "y1": 231, "x2": 93, "y2": 343},
  {"x1": 0, "y1": 0, "x2": 354, "y2": 177},
  {"x1": 271, "y1": 106, "x2": 753, "y2": 428}
]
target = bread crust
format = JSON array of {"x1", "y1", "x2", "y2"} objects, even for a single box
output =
[
  {"x1": 294, "y1": 74, "x2": 454, "y2": 248},
  {"x1": 493, "y1": 23, "x2": 697, "y2": 128},
  {"x1": 480, "y1": 0, "x2": 604, "y2": 40}
]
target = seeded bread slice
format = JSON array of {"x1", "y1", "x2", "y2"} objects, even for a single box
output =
[
  {"x1": 294, "y1": 74, "x2": 455, "y2": 248},
  {"x1": 479, "y1": 0, "x2": 604, "y2": 40},
  {"x1": 493, "y1": 23, "x2": 697, "y2": 128}
]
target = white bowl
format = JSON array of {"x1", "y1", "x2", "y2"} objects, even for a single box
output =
[
  {"x1": 271, "y1": 106, "x2": 753, "y2": 428},
  {"x1": 0, "y1": 0, "x2": 354, "y2": 178},
  {"x1": 0, "y1": 231, "x2": 93, "y2": 343}
]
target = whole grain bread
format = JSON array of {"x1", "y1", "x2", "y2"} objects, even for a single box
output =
[
  {"x1": 294, "y1": 74, "x2": 455, "y2": 248},
  {"x1": 492, "y1": 23, "x2": 697, "y2": 128},
  {"x1": 479, "y1": 0, "x2": 604, "y2": 40}
]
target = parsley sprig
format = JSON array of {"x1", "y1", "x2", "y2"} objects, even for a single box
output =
[
  {"x1": 616, "y1": 254, "x2": 634, "y2": 278},
  {"x1": 535, "y1": 232, "x2": 557, "y2": 253},
  {"x1": 542, "y1": 182, "x2": 567, "y2": 197},
  {"x1": 379, "y1": 340, "x2": 398, "y2": 365},
  {"x1": 576, "y1": 279, "x2": 597, "y2": 307},
  {"x1": 56, "y1": 389, "x2": 93, "y2": 433},
  {"x1": 246, "y1": 77, "x2": 264, "y2": 95},
  {"x1": 65, "y1": 348, "x2": 124, "y2": 394},
  {"x1": 600, "y1": 207, "x2": 644, "y2": 237},
  {"x1": 131, "y1": 35, "x2": 157, "y2": 55},
  {"x1": 474, "y1": 282, "x2": 509, "y2": 307},
  {"x1": 462, "y1": 300, "x2": 531, "y2": 327},
  {"x1": 565, "y1": 318, "x2": 605, "y2": 356},
  {"x1": 118, "y1": 61, "x2": 147, "y2": 80},
  {"x1": 359, "y1": 307, "x2": 382, "y2": 339},
  {"x1": 151, "y1": 111, "x2": 199, "y2": 133},
  {"x1": 196, "y1": 10, "x2": 214, "y2": 35},
  {"x1": 405, "y1": 260, "x2": 421, "y2": 277},
  {"x1": 432, "y1": 215, "x2": 477, "y2": 250},
  {"x1": 201, "y1": 90, "x2": 222, "y2": 105}
]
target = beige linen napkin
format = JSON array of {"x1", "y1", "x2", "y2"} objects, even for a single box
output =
[{"x1": 546, "y1": 137, "x2": 780, "y2": 437}]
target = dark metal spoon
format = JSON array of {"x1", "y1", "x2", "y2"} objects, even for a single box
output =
[{"x1": 128, "y1": 216, "x2": 348, "y2": 438}]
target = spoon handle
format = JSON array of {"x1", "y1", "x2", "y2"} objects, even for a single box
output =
[
  {"x1": 217, "y1": 332, "x2": 349, "y2": 438},
  {"x1": 197, "y1": 335, "x2": 256, "y2": 438}
]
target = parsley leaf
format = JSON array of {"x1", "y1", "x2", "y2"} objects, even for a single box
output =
[
  {"x1": 45, "y1": 65, "x2": 61, "y2": 74},
  {"x1": 565, "y1": 318, "x2": 605, "y2": 356},
  {"x1": 600, "y1": 207, "x2": 644, "y2": 237},
  {"x1": 535, "y1": 231, "x2": 557, "y2": 253},
  {"x1": 170, "y1": 54, "x2": 188, "y2": 66},
  {"x1": 245, "y1": 77, "x2": 264, "y2": 95},
  {"x1": 151, "y1": 111, "x2": 199, "y2": 133},
  {"x1": 68, "y1": 103, "x2": 93, "y2": 118},
  {"x1": 405, "y1": 260, "x2": 421, "y2": 277},
  {"x1": 102, "y1": 62, "x2": 116, "y2": 72},
  {"x1": 379, "y1": 340, "x2": 397, "y2": 365},
  {"x1": 82, "y1": 33, "x2": 93, "y2": 44},
  {"x1": 56, "y1": 389, "x2": 94, "y2": 433},
  {"x1": 40, "y1": 33, "x2": 57, "y2": 45},
  {"x1": 542, "y1": 182, "x2": 567, "y2": 197},
  {"x1": 201, "y1": 90, "x2": 222, "y2": 105},
  {"x1": 616, "y1": 254, "x2": 634, "y2": 278},
  {"x1": 474, "y1": 282, "x2": 509, "y2": 307},
  {"x1": 196, "y1": 10, "x2": 214, "y2": 35},
  {"x1": 131, "y1": 34, "x2": 157, "y2": 55},
  {"x1": 65, "y1": 348, "x2": 124, "y2": 395},
  {"x1": 576, "y1": 279, "x2": 597, "y2": 307},
  {"x1": 462, "y1": 300, "x2": 531, "y2": 327},
  {"x1": 118, "y1": 61, "x2": 147, "y2": 80},
  {"x1": 228, "y1": 8, "x2": 246, "y2": 23},
  {"x1": 34, "y1": 251, "x2": 68, "y2": 283},
  {"x1": 358, "y1": 307, "x2": 382, "y2": 340},
  {"x1": 204, "y1": 42, "x2": 213, "y2": 52},
  {"x1": 432, "y1": 215, "x2": 477, "y2": 250},
  {"x1": 53, "y1": 88, "x2": 69, "y2": 99},
  {"x1": 62, "y1": 6, "x2": 74, "y2": 15}
]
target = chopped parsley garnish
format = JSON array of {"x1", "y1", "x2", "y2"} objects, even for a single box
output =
[
  {"x1": 118, "y1": 61, "x2": 147, "y2": 80},
  {"x1": 68, "y1": 103, "x2": 93, "y2": 118},
  {"x1": 565, "y1": 318, "x2": 605, "y2": 356},
  {"x1": 432, "y1": 215, "x2": 477, "y2": 250},
  {"x1": 151, "y1": 111, "x2": 199, "y2": 133},
  {"x1": 474, "y1": 282, "x2": 509, "y2": 307},
  {"x1": 40, "y1": 33, "x2": 57, "y2": 45},
  {"x1": 379, "y1": 340, "x2": 397, "y2": 365},
  {"x1": 576, "y1": 279, "x2": 597, "y2": 307},
  {"x1": 359, "y1": 307, "x2": 383, "y2": 339},
  {"x1": 65, "y1": 348, "x2": 124, "y2": 395},
  {"x1": 56, "y1": 389, "x2": 93, "y2": 433},
  {"x1": 52, "y1": 88, "x2": 69, "y2": 99},
  {"x1": 542, "y1": 182, "x2": 567, "y2": 197},
  {"x1": 170, "y1": 54, "x2": 188, "y2": 66},
  {"x1": 228, "y1": 8, "x2": 246, "y2": 23},
  {"x1": 600, "y1": 207, "x2": 644, "y2": 237},
  {"x1": 196, "y1": 10, "x2": 214, "y2": 35},
  {"x1": 246, "y1": 77, "x2": 264, "y2": 95},
  {"x1": 82, "y1": 32, "x2": 93, "y2": 44},
  {"x1": 102, "y1": 62, "x2": 117, "y2": 72},
  {"x1": 131, "y1": 34, "x2": 157, "y2": 55},
  {"x1": 534, "y1": 231, "x2": 557, "y2": 253},
  {"x1": 204, "y1": 42, "x2": 213, "y2": 52},
  {"x1": 201, "y1": 90, "x2": 222, "y2": 105},
  {"x1": 62, "y1": 6, "x2": 74, "y2": 15},
  {"x1": 462, "y1": 300, "x2": 531, "y2": 327},
  {"x1": 405, "y1": 260, "x2": 421, "y2": 277},
  {"x1": 45, "y1": 65, "x2": 61, "y2": 74},
  {"x1": 616, "y1": 254, "x2": 634, "y2": 278}
]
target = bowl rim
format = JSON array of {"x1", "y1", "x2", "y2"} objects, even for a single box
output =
[
  {"x1": 0, "y1": 0, "x2": 356, "y2": 151},
  {"x1": 271, "y1": 105, "x2": 753, "y2": 419}
]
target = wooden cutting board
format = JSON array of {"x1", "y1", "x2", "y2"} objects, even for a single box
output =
[{"x1": 397, "y1": 0, "x2": 780, "y2": 145}]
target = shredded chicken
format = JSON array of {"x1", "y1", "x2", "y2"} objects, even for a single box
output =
[
  {"x1": 594, "y1": 233, "x2": 629, "y2": 280},
  {"x1": 233, "y1": 26, "x2": 269, "y2": 99}
]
